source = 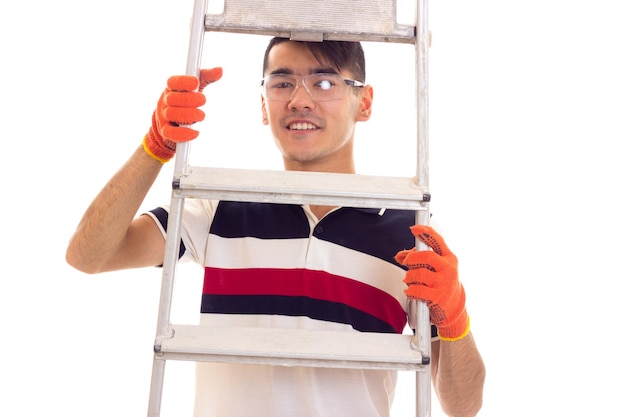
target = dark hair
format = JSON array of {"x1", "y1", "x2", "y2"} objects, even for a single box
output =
[{"x1": 262, "y1": 37, "x2": 366, "y2": 82}]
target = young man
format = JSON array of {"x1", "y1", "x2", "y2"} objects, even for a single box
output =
[{"x1": 67, "y1": 38, "x2": 485, "y2": 416}]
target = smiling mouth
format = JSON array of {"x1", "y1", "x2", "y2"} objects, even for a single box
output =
[{"x1": 289, "y1": 122, "x2": 318, "y2": 131}]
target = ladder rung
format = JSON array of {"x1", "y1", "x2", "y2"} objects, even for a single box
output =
[
  {"x1": 174, "y1": 167, "x2": 429, "y2": 210},
  {"x1": 155, "y1": 325, "x2": 429, "y2": 371},
  {"x1": 205, "y1": 0, "x2": 415, "y2": 43}
]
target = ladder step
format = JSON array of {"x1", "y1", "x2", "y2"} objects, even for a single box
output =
[
  {"x1": 205, "y1": 0, "x2": 415, "y2": 43},
  {"x1": 174, "y1": 167, "x2": 429, "y2": 210},
  {"x1": 155, "y1": 325, "x2": 429, "y2": 371}
]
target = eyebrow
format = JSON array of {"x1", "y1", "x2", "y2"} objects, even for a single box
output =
[{"x1": 268, "y1": 67, "x2": 340, "y2": 76}]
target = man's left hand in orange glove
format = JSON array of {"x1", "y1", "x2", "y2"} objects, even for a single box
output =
[{"x1": 395, "y1": 225, "x2": 470, "y2": 342}]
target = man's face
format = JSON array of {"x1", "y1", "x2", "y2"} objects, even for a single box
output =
[{"x1": 261, "y1": 41, "x2": 373, "y2": 172}]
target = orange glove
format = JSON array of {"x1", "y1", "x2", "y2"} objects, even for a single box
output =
[
  {"x1": 395, "y1": 225, "x2": 470, "y2": 341},
  {"x1": 143, "y1": 67, "x2": 223, "y2": 163}
]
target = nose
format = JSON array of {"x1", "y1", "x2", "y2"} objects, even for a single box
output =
[{"x1": 288, "y1": 79, "x2": 315, "y2": 110}]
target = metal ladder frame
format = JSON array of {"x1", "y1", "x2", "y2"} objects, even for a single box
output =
[{"x1": 147, "y1": 0, "x2": 432, "y2": 415}]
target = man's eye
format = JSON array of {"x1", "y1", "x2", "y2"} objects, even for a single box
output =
[{"x1": 272, "y1": 81, "x2": 294, "y2": 89}]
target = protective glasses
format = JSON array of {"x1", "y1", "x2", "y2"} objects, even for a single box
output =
[{"x1": 261, "y1": 73, "x2": 365, "y2": 101}]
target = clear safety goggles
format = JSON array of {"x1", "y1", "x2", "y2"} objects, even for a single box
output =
[{"x1": 261, "y1": 73, "x2": 365, "y2": 101}]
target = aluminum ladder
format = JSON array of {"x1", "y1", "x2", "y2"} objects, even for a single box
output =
[{"x1": 148, "y1": 0, "x2": 433, "y2": 415}]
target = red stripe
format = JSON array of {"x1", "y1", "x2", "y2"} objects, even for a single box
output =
[{"x1": 204, "y1": 267, "x2": 406, "y2": 333}]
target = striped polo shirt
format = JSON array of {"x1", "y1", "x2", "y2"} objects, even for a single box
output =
[{"x1": 149, "y1": 200, "x2": 416, "y2": 333}]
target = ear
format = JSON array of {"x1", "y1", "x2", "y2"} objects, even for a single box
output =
[
  {"x1": 261, "y1": 95, "x2": 269, "y2": 125},
  {"x1": 356, "y1": 85, "x2": 374, "y2": 122}
]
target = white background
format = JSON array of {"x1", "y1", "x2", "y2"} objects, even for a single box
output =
[{"x1": 1, "y1": 0, "x2": 625, "y2": 416}]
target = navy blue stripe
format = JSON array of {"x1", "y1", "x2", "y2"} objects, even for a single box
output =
[
  {"x1": 313, "y1": 208, "x2": 416, "y2": 265},
  {"x1": 202, "y1": 294, "x2": 398, "y2": 333},
  {"x1": 210, "y1": 201, "x2": 311, "y2": 239},
  {"x1": 149, "y1": 207, "x2": 186, "y2": 258}
]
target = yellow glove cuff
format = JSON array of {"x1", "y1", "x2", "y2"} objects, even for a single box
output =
[
  {"x1": 142, "y1": 134, "x2": 171, "y2": 164},
  {"x1": 438, "y1": 315, "x2": 471, "y2": 342}
]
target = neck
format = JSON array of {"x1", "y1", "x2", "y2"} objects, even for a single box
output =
[
  {"x1": 283, "y1": 156, "x2": 355, "y2": 221},
  {"x1": 283, "y1": 154, "x2": 356, "y2": 175},
  {"x1": 309, "y1": 204, "x2": 335, "y2": 221}
]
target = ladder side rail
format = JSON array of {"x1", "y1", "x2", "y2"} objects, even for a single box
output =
[
  {"x1": 412, "y1": 0, "x2": 432, "y2": 416},
  {"x1": 172, "y1": 0, "x2": 208, "y2": 177},
  {"x1": 414, "y1": 215, "x2": 432, "y2": 417},
  {"x1": 147, "y1": 0, "x2": 208, "y2": 416},
  {"x1": 147, "y1": 197, "x2": 184, "y2": 417}
]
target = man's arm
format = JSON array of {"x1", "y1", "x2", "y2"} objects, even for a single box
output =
[
  {"x1": 66, "y1": 68, "x2": 223, "y2": 274},
  {"x1": 431, "y1": 333, "x2": 486, "y2": 417},
  {"x1": 66, "y1": 146, "x2": 166, "y2": 273}
]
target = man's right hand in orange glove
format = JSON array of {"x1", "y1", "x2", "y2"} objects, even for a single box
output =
[{"x1": 143, "y1": 67, "x2": 223, "y2": 163}]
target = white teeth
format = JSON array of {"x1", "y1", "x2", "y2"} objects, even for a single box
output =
[{"x1": 289, "y1": 123, "x2": 317, "y2": 130}]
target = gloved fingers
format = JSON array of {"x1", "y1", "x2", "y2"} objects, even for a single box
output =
[
  {"x1": 403, "y1": 268, "x2": 437, "y2": 287},
  {"x1": 394, "y1": 249, "x2": 411, "y2": 265},
  {"x1": 402, "y1": 256, "x2": 458, "y2": 287},
  {"x1": 163, "y1": 107, "x2": 205, "y2": 126},
  {"x1": 405, "y1": 281, "x2": 467, "y2": 330},
  {"x1": 409, "y1": 225, "x2": 452, "y2": 257},
  {"x1": 160, "y1": 124, "x2": 200, "y2": 143},
  {"x1": 397, "y1": 250, "x2": 453, "y2": 272},
  {"x1": 199, "y1": 67, "x2": 223, "y2": 92},
  {"x1": 404, "y1": 283, "x2": 439, "y2": 304},
  {"x1": 166, "y1": 68, "x2": 223, "y2": 94},
  {"x1": 165, "y1": 91, "x2": 206, "y2": 108},
  {"x1": 167, "y1": 75, "x2": 200, "y2": 92}
]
